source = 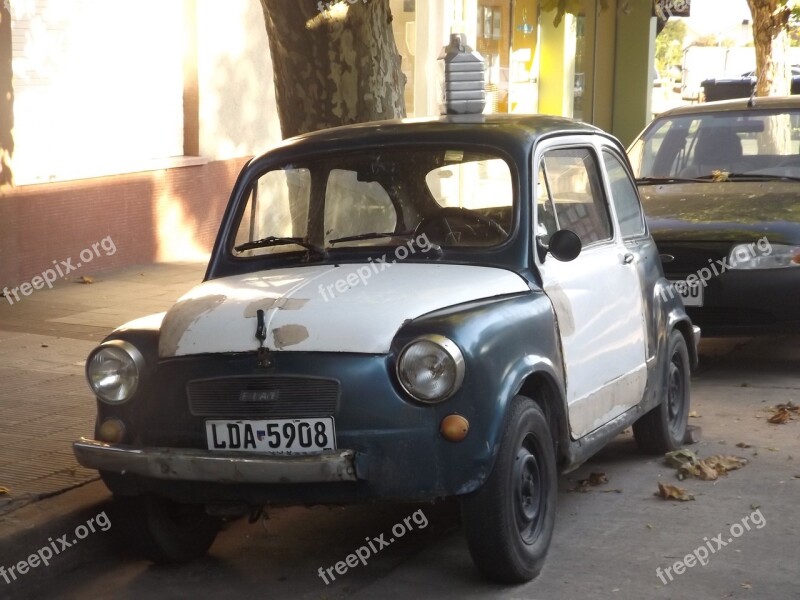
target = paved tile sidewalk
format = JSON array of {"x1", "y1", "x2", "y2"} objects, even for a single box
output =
[{"x1": 0, "y1": 262, "x2": 205, "y2": 515}]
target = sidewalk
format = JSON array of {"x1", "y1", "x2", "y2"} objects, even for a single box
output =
[{"x1": 0, "y1": 262, "x2": 206, "y2": 517}]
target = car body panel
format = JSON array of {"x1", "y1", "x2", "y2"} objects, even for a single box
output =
[
  {"x1": 158, "y1": 263, "x2": 530, "y2": 357},
  {"x1": 640, "y1": 182, "x2": 799, "y2": 243}
]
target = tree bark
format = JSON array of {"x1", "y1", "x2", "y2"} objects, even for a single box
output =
[
  {"x1": 259, "y1": 0, "x2": 406, "y2": 139},
  {"x1": 746, "y1": 0, "x2": 791, "y2": 97},
  {"x1": 0, "y1": 4, "x2": 14, "y2": 187}
]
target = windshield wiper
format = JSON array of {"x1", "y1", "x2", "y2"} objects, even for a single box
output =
[
  {"x1": 329, "y1": 231, "x2": 415, "y2": 245},
  {"x1": 694, "y1": 172, "x2": 800, "y2": 183},
  {"x1": 234, "y1": 236, "x2": 327, "y2": 258},
  {"x1": 635, "y1": 176, "x2": 704, "y2": 185}
]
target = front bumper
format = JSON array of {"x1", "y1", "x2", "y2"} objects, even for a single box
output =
[{"x1": 73, "y1": 438, "x2": 358, "y2": 484}]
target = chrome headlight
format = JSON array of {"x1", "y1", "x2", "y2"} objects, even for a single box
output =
[
  {"x1": 728, "y1": 243, "x2": 800, "y2": 270},
  {"x1": 86, "y1": 340, "x2": 144, "y2": 404},
  {"x1": 396, "y1": 335, "x2": 465, "y2": 403}
]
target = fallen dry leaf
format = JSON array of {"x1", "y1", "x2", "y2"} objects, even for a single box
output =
[
  {"x1": 0, "y1": 486, "x2": 10, "y2": 495},
  {"x1": 736, "y1": 442, "x2": 751, "y2": 449},
  {"x1": 665, "y1": 448, "x2": 698, "y2": 468},
  {"x1": 768, "y1": 407, "x2": 793, "y2": 424},
  {"x1": 741, "y1": 582, "x2": 752, "y2": 590},
  {"x1": 666, "y1": 450, "x2": 748, "y2": 481},
  {"x1": 579, "y1": 472, "x2": 608, "y2": 487},
  {"x1": 655, "y1": 482, "x2": 695, "y2": 502},
  {"x1": 711, "y1": 170, "x2": 730, "y2": 182},
  {"x1": 688, "y1": 410, "x2": 701, "y2": 418},
  {"x1": 569, "y1": 472, "x2": 610, "y2": 493},
  {"x1": 77, "y1": 275, "x2": 94, "y2": 284}
]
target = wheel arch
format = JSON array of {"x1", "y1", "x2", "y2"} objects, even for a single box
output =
[
  {"x1": 670, "y1": 316, "x2": 699, "y2": 371},
  {"x1": 514, "y1": 368, "x2": 570, "y2": 466}
]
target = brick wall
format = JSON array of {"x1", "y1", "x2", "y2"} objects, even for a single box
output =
[{"x1": 0, "y1": 157, "x2": 249, "y2": 287}]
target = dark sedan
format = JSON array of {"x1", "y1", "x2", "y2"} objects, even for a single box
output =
[{"x1": 629, "y1": 96, "x2": 800, "y2": 335}]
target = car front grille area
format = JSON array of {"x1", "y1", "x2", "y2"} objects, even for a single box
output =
[
  {"x1": 187, "y1": 376, "x2": 340, "y2": 418},
  {"x1": 658, "y1": 242, "x2": 732, "y2": 277}
]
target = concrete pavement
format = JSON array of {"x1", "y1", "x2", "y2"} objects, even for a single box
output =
[{"x1": 0, "y1": 262, "x2": 206, "y2": 516}]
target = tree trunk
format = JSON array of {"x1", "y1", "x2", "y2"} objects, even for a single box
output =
[
  {"x1": 259, "y1": 0, "x2": 406, "y2": 140},
  {"x1": 0, "y1": 3, "x2": 14, "y2": 187},
  {"x1": 746, "y1": 0, "x2": 791, "y2": 97}
]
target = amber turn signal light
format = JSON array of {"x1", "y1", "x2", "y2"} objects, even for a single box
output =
[
  {"x1": 440, "y1": 414, "x2": 469, "y2": 442},
  {"x1": 98, "y1": 418, "x2": 126, "y2": 444}
]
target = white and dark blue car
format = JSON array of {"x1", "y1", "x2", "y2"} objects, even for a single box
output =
[{"x1": 74, "y1": 115, "x2": 699, "y2": 583}]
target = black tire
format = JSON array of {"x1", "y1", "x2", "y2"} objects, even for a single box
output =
[
  {"x1": 633, "y1": 329, "x2": 691, "y2": 454},
  {"x1": 461, "y1": 396, "x2": 557, "y2": 583},
  {"x1": 112, "y1": 495, "x2": 220, "y2": 564}
]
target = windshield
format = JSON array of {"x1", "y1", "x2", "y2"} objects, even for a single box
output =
[
  {"x1": 232, "y1": 148, "x2": 514, "y2": 258},
  {"x1": 630, "y1": 109, "x2": 800, "y2": 180}
]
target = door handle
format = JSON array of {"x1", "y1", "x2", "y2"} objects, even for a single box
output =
[{"x1": 623, "y1": 253, "x2": 635, "y2": 265}]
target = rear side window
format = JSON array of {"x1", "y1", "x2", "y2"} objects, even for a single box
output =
[
  {"x1": 603, "y1": 151, "x2": 646, "y2": 239},
  {"x1": 538, "y1": 148, "x2": 612, "y2": 246}
]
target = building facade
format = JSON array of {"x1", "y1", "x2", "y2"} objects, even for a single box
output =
[{"x1": 0, "y1": 0, "x2": 655, "y2": 286}]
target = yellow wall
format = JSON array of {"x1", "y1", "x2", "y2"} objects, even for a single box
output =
[{"x1": 538, "y1": 12, "x2": 576, "y2": 118}]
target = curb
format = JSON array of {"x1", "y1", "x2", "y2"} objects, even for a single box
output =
[{"x1": 0, "y1": 481, "x2": 112, "y2": 596}]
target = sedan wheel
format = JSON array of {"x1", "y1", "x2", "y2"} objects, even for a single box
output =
[
  {"x1": 461, "y1": 396, "x2": 557, "y2": 583},
  {"x1": 633, "y1": 329, "x2": 691, "y2": 454},
  {"x1": 113, "y1": 495, "x2": 221, "y2": 564}
]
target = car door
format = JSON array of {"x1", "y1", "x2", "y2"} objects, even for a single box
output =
[
  {"x1": 600, "y1": 145, "x2": 658, "y2": 364},
  {"x1": 533, "y1": 138, "x2": 648, "y2": 439}
]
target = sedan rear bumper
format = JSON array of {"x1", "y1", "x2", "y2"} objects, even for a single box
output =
[{"x1": 73, "y1": 438, "x2": 358, "y2": 484}]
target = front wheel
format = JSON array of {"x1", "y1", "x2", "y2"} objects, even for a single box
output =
[
  {"x1": 633, "y1": 329, "x2": 691, "y2": 454},
  {"x1": 113, "y1": 495, "x2": 221, "y2": 564},
  {"x1": 461, "y1": 396, "x2": 557, "y2": 583}
]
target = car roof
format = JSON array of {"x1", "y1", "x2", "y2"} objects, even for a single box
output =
[
  {"x1": 257, "y1": 114, "x2": 607, "y2": 161},
  {"x1": 655, "y1": 95, "x2": 800, "y2": 119}
]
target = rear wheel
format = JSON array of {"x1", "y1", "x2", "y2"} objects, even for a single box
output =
[
  {"x1": 113, "y1": 495, "x2": 220, "y2": 564},
  {"x1": 461, "y1": 396, "x2": 557, "y2": 583},
  {"x1": 633, "y1": 329, "x2": 691, "y2": 454}
]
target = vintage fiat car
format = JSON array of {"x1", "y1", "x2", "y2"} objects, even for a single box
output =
[{"x1": 74, "y1": 115, "x2": 699, "y2": 583}]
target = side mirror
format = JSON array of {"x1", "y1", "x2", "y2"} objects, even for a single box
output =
[{"x1": 546, "y1": 229, "x2": 582, "y2": 262}]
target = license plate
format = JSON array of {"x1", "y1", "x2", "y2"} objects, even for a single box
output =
[
  {"x1": 669, "y1": 279, "x2": 704, "y2": 307},
  {"x1": 206, "y1": 418, "x2": 336, "y2": 455}
]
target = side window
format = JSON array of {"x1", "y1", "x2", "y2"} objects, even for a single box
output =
[
  {"x1": 602, "y1": 151, "x2": 646, "y2": 239},
  {"x1": 540, "y1": 148, "x2": 611, "y2": 246}
]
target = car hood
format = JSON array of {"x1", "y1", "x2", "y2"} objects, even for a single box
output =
[
  {"x1": 638, "y1": 181, "x2": 800, "y2": 243},
  {"x1": 158, "y1": 263, "x2": 530, "y2": 357}
]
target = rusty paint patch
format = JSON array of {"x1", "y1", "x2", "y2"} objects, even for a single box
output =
[
  {"x1": 158, "y1": 294, "x2": 227, "y2": 357},
  {"x1": 243, "y1": 297, "x2": 309, "y2": 318},
  {"x1": 272, "y1": 324, "x2": 309, "y2": 349}
]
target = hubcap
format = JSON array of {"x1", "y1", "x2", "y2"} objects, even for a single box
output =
[{"x1": 514, "y1": 438, "x2": 544, "y2": 544}]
